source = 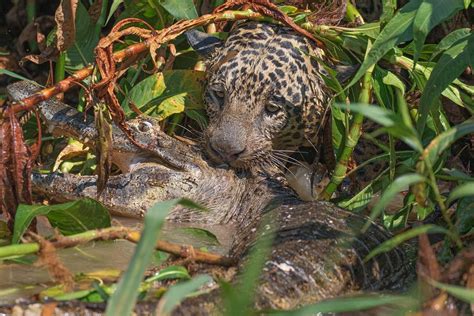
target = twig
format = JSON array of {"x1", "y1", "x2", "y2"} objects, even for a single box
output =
[{"x1": 0, "y1": 227, "x2": 234, "y2": 266}]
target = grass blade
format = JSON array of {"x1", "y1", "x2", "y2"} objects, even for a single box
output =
[
  {"x1": 364, "y1": 224, "x2": 453, "y2": 262},
  {"x1": 363, "y1": 173, "x2": 425, "y2": 231},
  {"x1": 412, "y1": 0, "x2": 464, "y2": 65},
  {"x1": 346, "y1": 0, "x2": 422, "y2": 90},
  {"x1": 105, "y1": 198, "x2": 198, "y2": 316},
  {"x1": 416, "y1": 33, "x2": 474, "y2": 134}
]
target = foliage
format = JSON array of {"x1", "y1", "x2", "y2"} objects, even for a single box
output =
[{"x1": 0, "y1": 0, "x2": 473, "y2": 314}]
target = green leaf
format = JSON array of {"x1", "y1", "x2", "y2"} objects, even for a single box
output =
[
  {"x1": 364, "y1": 224, "x2": 452, "y2": 262},
  {"x1": 422, "y1": 119, "x2": 474, "y2": 166},
  {"x1": 65, "y1": 2, "x2": 100, "y2": 70},
  {"x1": 159, "y1": 0, "x2": 198, "y2": 20},
  {"x1": 145, "y1": 265, "x2": 191, "y2": 283},
  {"x1": 412, "y1": 0, "x2": 465, "y2": 65},
  {"x1": 456, "y1": 197, "x2": 474, "y2": 235},
  {"x1": 106, "y1": 0, "x2": 124, "y2": 24},
  {"x1": 156, "y1": 275, "x2": 212, "y2": 315},
  {"x1": 178, "y1": 228, "x2": 220, "y2": 246},
  {"x1": 105, "y1": 198, "x2": 198, "y2": 316},
  {"x1": 13, "y1": 199, "x2": 111, "y2": 244},
  {"x1": 271, "y1": 295, "x2": 416, "y2": 315},
  {"x1": 0, "y1": 69, "x2": 35, "y2": 82},
  {"x1": 346, "y1": 0, "x2": 422, "y2": 89},
  {"x1": 417, "y1": 33, "x2": 474, "y2": 134},
  {"x1": 431, "y1": 28, "x2": 471, "y2": 60},
  {"x1": 447, "y1": 182, "x2": 474, "y2": 204},
  {"x1": 126, "y1": 70, "x2": 205, "y2": 120},
  {"x1": 430, "y1": 280, "x2": 474, "y2": 303},
  {"x1": 334, "y1": 103, "x2": 423, "y2": 152},
  {"x1": 363, "y1": 173, "x2": 425, "y2": 230}
]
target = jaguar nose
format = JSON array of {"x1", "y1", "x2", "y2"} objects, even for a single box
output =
[{"x1": 209, "y1": 141, "x2": 246, "y2": 163}]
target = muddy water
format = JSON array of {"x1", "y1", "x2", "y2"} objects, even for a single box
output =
[{"x1": 0, "y1": 216, "x2": 234, "y2": 304}]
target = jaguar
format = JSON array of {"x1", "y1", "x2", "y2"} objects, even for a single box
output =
[{"x1": 186, "y1": 22, "x2": 330, "y2": 172}]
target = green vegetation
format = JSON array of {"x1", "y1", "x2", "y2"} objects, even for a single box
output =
[{"x1": 0, "y1": 0, "x2": 473, "y2": 314}]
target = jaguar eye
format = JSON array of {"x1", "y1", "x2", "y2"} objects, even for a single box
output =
[
  {"x1": 213, "y1": 89, "x2": 225, "y2": 99},
  {"x1": 265, "y1": 103, "x2": 281, "y2": 114}
]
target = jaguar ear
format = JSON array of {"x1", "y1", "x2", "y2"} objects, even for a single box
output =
[{"x1": 185, "y1": 29, "x2": 223, "y2": 58}]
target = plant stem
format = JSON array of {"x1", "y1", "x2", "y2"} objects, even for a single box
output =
[
  {"x1": 26, "y1": 0, "x2": 37, "y2": 52},
  {"x1": 321, "y1": 64, "x2": 374, "y2": 200},
  {"x1": 54, "y1": 53, "x2": 66, "y2": 83},
  {"x1": 421, "y1": 158, "x2": 462, "y2": 249},
  {"x1": 0, "y1": 227, "x2": 233, "y2": 265}
]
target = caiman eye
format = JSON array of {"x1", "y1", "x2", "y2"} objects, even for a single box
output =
[
  {"x1": 265, "y1": 102, "x2": 281, "y2": 114},
  {"x1": 138, "y1": 121, "x2": 152, "y2": 132}
]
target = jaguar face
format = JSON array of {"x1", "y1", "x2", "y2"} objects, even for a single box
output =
[{"x1": 187, "y1": 22, "x2": 328, "y2": 171}]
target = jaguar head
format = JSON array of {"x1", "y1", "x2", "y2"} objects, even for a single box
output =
[{"x1": 186, "y1": 22, "x2": 328, "y2": 171}]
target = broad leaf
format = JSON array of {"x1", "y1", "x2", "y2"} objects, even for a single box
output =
[
  {"x1": 126, "y1": 70, "x2": 205, "y2": 120},
  {"x1": 65, "y1": 2, "x2": 100, "y2": 70},
  {"x1": 159, "y1": 0, "x2": 198, "y2": 20},
  {"x1": 13, "y1": 198, "x2": 111, "y2": 243}
]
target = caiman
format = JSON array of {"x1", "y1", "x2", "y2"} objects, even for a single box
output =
[{"x1": 5, "y1": 81, "x2": 414, "y2": 314}]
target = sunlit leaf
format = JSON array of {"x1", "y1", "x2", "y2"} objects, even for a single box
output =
[
  {"x1": 126, "y1": 70, "x2": 205, "y2": 120},
  {"x1": 430, "y1": 28, "x2": 471, "y2": 60}
]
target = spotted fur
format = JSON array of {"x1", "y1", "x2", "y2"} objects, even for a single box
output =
[{"x1": 196, "y1": 22, "x2": 329, "y2": 171}]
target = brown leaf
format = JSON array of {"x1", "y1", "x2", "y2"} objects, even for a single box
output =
[
  {"x1": 22, "y1": 46, "x2": 59, "y2": 65},
  {"x1": 55, "y1": 0, "x2": 79, "y2": 51},
  {"x1": 0, "y1": 109, "x2": 34, "y2": 229},
  {"x1": 16, "y1": 16, "x2": 55, "y2": 56},
  {"x1": 417, "y1": 233, "x2": 442, "y2": 300}
]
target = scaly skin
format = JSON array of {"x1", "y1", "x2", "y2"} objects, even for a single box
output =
[{"x1": 6, "y1": 81, "x2": 414, "y2": 312}]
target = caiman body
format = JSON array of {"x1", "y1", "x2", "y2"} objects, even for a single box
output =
[{"x1": 7, "y1": 82, "x2": 414, "y2": 312}]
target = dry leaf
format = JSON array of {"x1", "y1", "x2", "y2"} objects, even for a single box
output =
[{"x1": 55, "y1": 0, "x2": 79, "y2": 51}]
